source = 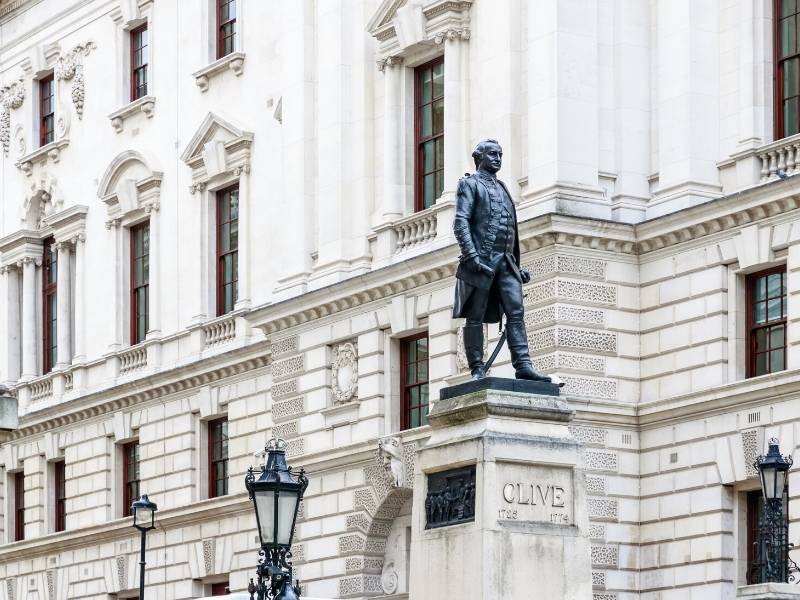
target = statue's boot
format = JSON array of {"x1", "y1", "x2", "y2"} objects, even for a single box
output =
[
  {"x1": 506, "y1": 319, "x2": 551, "y2": 382},
  {"x1": 463, "y1": 324, "x2": 486, "y2": 380}
]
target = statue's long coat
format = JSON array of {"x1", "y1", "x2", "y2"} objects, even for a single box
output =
[{"x1": 452, "y1": 173, "x2": 523, "y2": 324}]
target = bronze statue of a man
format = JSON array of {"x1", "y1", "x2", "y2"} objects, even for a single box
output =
[{"x1": 452, "y1": 139, "x2": 550, "y2": 382}]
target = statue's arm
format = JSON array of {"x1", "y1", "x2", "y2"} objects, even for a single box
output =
[{"x1": 453, "y1": 177, "x2": 478, "y2": 260}]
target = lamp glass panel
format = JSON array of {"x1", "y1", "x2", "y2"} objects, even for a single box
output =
[
  {"x1": 762, "y1": 467, "x2": 778, "y2": 499},
  {"x1": 777, "y1": 469, "x2": 788, "y2": 498},
  {"x1": 277, "y1": 490, "x2": 299, "y2": 545},
  {"x1": 254, "y1": 490, "x2": 275, "y2": 545},
  {"x1": 135, "y1": 506, "x2": 153, "y2": 527}
]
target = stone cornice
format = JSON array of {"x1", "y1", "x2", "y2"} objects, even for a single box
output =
[{"x1": 9, "y1": 341, "x2": 270, "y2": 438}]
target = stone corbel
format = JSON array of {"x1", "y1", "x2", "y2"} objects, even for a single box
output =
[
  {"x1": 376, "y1": 55, "x2": 404, "y2": 72},
  {"x1": 54, "y1": 41, "x2": 96, "y2": 120},
  {"x1": 0, "y1": 76, "x2": 25, "y2": 156},
  {"x1": 432, "y1": 28, "x2": 470, "y2": 44},
  {"x1": 108, "y1": 95, "x2": 156, "y2": 133},
  {"x1": 192, "y1": 51, "x2": 245, "y2": 92}
]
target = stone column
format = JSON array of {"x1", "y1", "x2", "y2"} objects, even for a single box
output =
[
  {"x1": 72, "y1": 234, "x2": 86, "y2": 364},
  {"x1": 2, "y1": 265, "x2": 21, "y2": 383},
  {"x1": 234, "y1": 164, "x2": 251, "y2": 310},
  {"x1": 107, "y1": 219, "x2": 123, "y2": 350},
  {"x1": 20, "y1": 257, "x2": 38, "y2": 380},
  {"x1": 439, "y1": 28, "x2": 469, "y2": 197},
  {"x1": 381, "y1": 56, "x2": 404, "y2": 221},
  {"x1": 55, "y1": 241, "x2": 72, "y2": 369},
  {"x1": 145, "y1": 203, "x2": 161, "y2": 337}
]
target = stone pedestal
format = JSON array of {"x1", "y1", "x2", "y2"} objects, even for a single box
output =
[
  {"x1": 409, "y1": 379, "x2": 592, "y2": 600},
  {"x1": 738, "y1": 584, "x2": 800, "y2": 599}
]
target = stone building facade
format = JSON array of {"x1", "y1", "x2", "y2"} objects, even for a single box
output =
[{"x1": 0, "y1": 0, "x2": 797, "y2": 598}]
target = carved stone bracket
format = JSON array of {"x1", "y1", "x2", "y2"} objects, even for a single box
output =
[
  {"x1": 332, "y1": 341, "x2": 359, "y2": 403},
  {"x1": 376, "y1": 55, "x2": 404, "y2": 72},
  {"x1": 432, "y1": 28, "x2": 471, "y2": 44},
  {"x1": 55, "y1": 41, "x2": 96, "y2": 120}
]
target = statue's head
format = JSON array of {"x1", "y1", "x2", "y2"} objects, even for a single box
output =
[{"x1": 472, "y1": 138, "x2": 502, "y2": 173}]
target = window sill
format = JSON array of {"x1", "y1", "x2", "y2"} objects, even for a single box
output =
[
  {"x1": 192, "y1": 51, "x2": 245, "y2": 92},
  {"x1": 108, "y1": 95, "x2": 156, "y2": 133},
  {"x1": 15, "y1": 138, "x2": 69, "y2": 176}
]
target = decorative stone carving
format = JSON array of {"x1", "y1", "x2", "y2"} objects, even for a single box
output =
[
  {"x1": 425, "y1": 466, "x2": 476, "y2": 529},
  {"x1": 0, "y1": 76, "x2": 25, "y2": 155},
  {"x1": 561, "y1": 376, "x2": 618, "y2": 400},
  {"x1": 742, "y1": 428, "x2": 764, "y2": 478},
  {"x1": 432, "y1": 28, "x2": 471, "y2": 44},
  {"x1": 524, "y1": 278, "x2": 617, "y2": 306},
  {"x1": 587, "y1": 498, "x2": 618, "y2": 520},
  {"x1": 569, "y1": 425, "x2": 608, "y2": 447},
  {"x1": 377, "y1": 436, "x2": 404, "y2": 488},
  {"x1": 331, "y1": 341, "x2": 358, "y2": 403},
  {"x1": 592, "y1": 571, "x2": 607, "y2": 587},
  {"x1": 272, "y1": 396, "x2": 304, "y2": 420},
  {"x1": 456, "y1": 324, "x2": 488, "y2": 372},
  {"x1": 55, "y1": 41, "x2": 96, "y2": 120},
  {"x1": 271, "y1": 335, "x2": 298, "y2": 357},
  {"x1": 590, "y1": 545, "x2": 619, "y2": 567},
  {"x1": 588, "y1": 523, "x2": 606, "y2": 540},
  {"x1": 380, "y1": 559, "x2": 399, "y2": 594},
  {"x1": 584, "y1": 450, "x2": 618, "y2": 472},
  {"x1": 271, "y1": 379, "x2": 298, "y2": 399},
  {"x1": 272, "y1": 354, "x2": 304, "y2": 381}
]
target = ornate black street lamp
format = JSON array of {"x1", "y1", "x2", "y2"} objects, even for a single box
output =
[
  {"x1": 130, "y1": 494, "x2": 158, "y2": 600},
  {"x1": 245, "y1": 438, "x2": 308, "y2": 600},
  {"x1": 752, "y1": 438, "x2": 797, "y2": 583}
]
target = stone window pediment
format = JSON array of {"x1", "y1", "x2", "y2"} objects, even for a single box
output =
[
  {"x1": 97, "y1": 150, "x2": 163, "y2": 225},
  {"x1": 367, "y1": 0, "x2": 472, "y2": 57},
  {"x1": 180, "y1": 112, "x2": 253, "y2": 191}
]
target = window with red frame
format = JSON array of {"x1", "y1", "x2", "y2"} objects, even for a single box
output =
[
  {"x1": 130, "y1": 24, "x2": 149, "y2": 101},
  {"x1": 415, "y1": 58, "x2": 444, "y2": 212},
  {"x1": 42, "y1": 237, "x2": 57, "y2": 374},
  {"x1": 211, "y1": 581, "x2": 230, "y2": 596},
  {"x1": 39, "y1": 74, "x2": 55, "y2": 147},
  {"x1": 217, "y1": 0, "x2": 237, "y2": 59},
  {"x1": 209, "y1": 418, "x2": 228, "y2": 498},
  {"x1": 14, "y1": 471, "x2": 24, "y2": 541},
  {"x1": 130, "y1": 221, "x2": 150, "y2": 345},
  {"x1": 216, "y1": 185, "x2": 239, "y2": 316},
  {"x1": 400, "y1": 333, "x2": 429, "y2": 430},
  {"x1": 54, "y1": 460, "x2": 66, "y2": 532},
  {"x1": 122, "y1": 441, "x2": 140, "y2": 517},
  {"x1": 775, "y1": 0, "x2": 800, "y2": 138},
  {"x1": 747, "y1": 267, "x2": 787, "y2": 377}
]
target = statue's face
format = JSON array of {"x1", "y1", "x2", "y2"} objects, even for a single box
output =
[{"x1": 478, "y1": 143, "x2": 503, "y2": 173}]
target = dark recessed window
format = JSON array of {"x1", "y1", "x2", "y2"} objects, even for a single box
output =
[
  {"x1": 211, "y1": 581, "x2": 230, "y2": 596},
  {"x1": 217, "y1": 0, "x2": 237, "y2": 59},
  {"x1": 54, "y1": 460, "x2": 66, "y2": 532},
  {"x1": 747, "y1": 267, "x2": 787, "y2": 377},
  {"x1": 130, "y1": 24, "x2": 149, "y2": 101},
  {"x1": 209, "y1": 418, "x2": 228, "y2": 498},
  {"x1": 39, "y1": 74, "x2": 55, "y2": 147},
  {"x1": 400, "y1": 333, "x2": 429, "y2": 430},
  {"x1": 14, "y1": 471, "x2": 24, "y2": 541},
  {"x1": 123, "y1": 441, "x2": 140, "y2": 517},
  {"x1": 746, "y1": 488, "x2": 789, "y2": 583},
  {"x1": 415, "y1": 57, "x2": 444, "y2": 212},
  {"x1": 42, "y1": 237, "x2": 57, "y2": 374},
  {"x1": 216, "y1": 185, "x2": 239, "y2": 316},
  {"x1": 130, "y1": 221, "x2": 150, "y2": 345}
]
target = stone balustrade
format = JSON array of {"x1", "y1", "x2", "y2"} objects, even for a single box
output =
[
  {"x1": 394, "y1": 209, "x2": 438, "y2": 253},
  {"x1": 758, "y1": 133, "x2": 800, "y2": 181},
  {"x1": 203, "y1": 315, "x2": 237, "y2": 348},
  {"x1": 29, "y1": 377, "x2": 53, "y2": 402},
  {"x1": 119, "y1": 345, "x2": 147, "y2": 375}
]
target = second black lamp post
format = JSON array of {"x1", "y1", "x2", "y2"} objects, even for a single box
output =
[{"x1": 131, "y1": 494, "x2": 158, "y2": 600}]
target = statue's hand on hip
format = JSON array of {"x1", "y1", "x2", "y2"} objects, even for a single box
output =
[
  {"x1": 465, "y1": 256, "x2": 483, "y2": 274},
  {"x1": 520, "y1": 268, "x2": 531, "y2": 284}
]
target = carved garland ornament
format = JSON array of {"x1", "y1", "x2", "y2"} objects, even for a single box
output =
[
  {"x1": 331, "y1": 341, "x2": 358, "y2": 403},
  {"x1": 0, "y1": 77, "x2": 24, "y2": 155},
  {"x1": 55, "y1": 41, "x2": 96, "y2": 120}
]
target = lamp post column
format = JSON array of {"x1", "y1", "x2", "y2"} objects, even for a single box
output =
[{"x1": 138, "y1": 528, "x2": 147, "y2": 600}]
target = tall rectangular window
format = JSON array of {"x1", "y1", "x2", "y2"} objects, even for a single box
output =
[
  {"x1": 747, "y1": 267, "x2": 787, "y2": 377},
  {"x1": 776, "y1": 0, "x2": 800, "y2": 138},
  {"x1": 216, "y1": 185, "x2": 239, "y2": 316},
  {"x1": 208, "y1": 418, "x2": 228, "y2": 498},
  {"x1": 746, "y1": 489, "x2": 789, "y2": 583},
  {"x1": 54, "y1": 460, "x2": 66, "y2": 533},
  {"x1": 130, "y1": 24, "x2": 149, "y2": 101},
  {"x1": 42, "y1": 237, "x2": 57, "y2": 374},
  {"x1": 39, "y1": 74, "x2": 55, "y2": 147},
  {"x1": 130, "y1": 221, "x2": 150, "y2": 345},
  {"x1": 122, "y1": 441, "x2": 140, "y2": 517},
  {"x1": 400, "y1": 333, "x2": 429, "y2": 430},
  {"x1": 415, "y1": 57, "x2": 444, "y2": 212},
  {"x1": 13, "y1": 471, "x2": 24, "y2": 542},
  {"x1": 217, "y1": 0, "x2": 237, "y2": 59}
]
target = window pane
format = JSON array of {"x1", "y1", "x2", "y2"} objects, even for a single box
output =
[
  {"x1": 771, "y1": 325, "x2": 785, "y2": 349},
  {"x1": 406, "y1": 362, "x2": 416, "y2": 385},
  {"x1": 230, "y1": 219, "x2": 239, "y2": 250},
  {"x1": 418, "y1": 359, "x2": 428, "y2": 382},
  {"x1": 421, "y1": 104, "x2": 432, "y2": 138},
  {"x1": 409, "y1": 386, "x2": 419, "y2": 407},
  {"x1": 783, "y1": 0, "x2": 796, "y2": 18},
  {"x1": 785, "y1": 96, "x2": 799, "y2": 137},
  {"x1": 768, "y1": 298, "x2": 782, "y2": 321},
  {"x1": 407, "y1": 339, "x2": 417, "y2": 363},
  {"x1": 783, "y1": 15, "x2": 797, "y2": 57},
  {"x1": 755, "y1": 328, "x2": 768, "y2": 352},
  {"x1": 754, "y1": 301, "x2": 766, "y2": 324},
  {"x1": 422, "y1": 71, "x2": 432, "y2": 104},
  {"x1": 424, "y1": 175, "x2": 435, "y2": 208},
  {"x1": 421, "y1": 406, "x2": 429, "y2": 426},
  {"x1": 755, "y1": 352, "x2": 768, "y2": 375},
  {"x1": 432, "y1": 98, "x2": 444, "y2": 135},
  {"x1": 786, "y1": 59, "x2": 800, "y2": 99},
  {"x1": 768, "y1": 273, "x2": 783, "y2": 298},
  {"x1": 418, "y1": 337, "x2": 428, "y2": 359},
  {"x1": 432, "y1": 62, "x2": 444, "y2": 98},
  {"x1": 423, "y1": 141, "x2": 435, "y2": 171},
  {"x1": 436, "y1": 137, "x2": 445, "y2": 168},
  {"x1": 771, "y1": 348, "x2": 786, "y2": 372},
  {"x1": 435, "y1": 171, "x2": 444, "y2": 201},
  {"x1": 410, "y1": 407, "x2": 419, "y2": 428}
]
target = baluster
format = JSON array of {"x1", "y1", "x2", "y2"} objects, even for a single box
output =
[
  {"x1": 787, "y1": 145, "x2": 796, "y2": 175},
  {"x1": 778, "y1": 148, "x2": 788, "y2": 174},
  {"x1": 760, "y1": 153, "x2": 770, "y2": 181},
  {"x1": 769, "y1": 151, "x2": 778, "y2": 178}
]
